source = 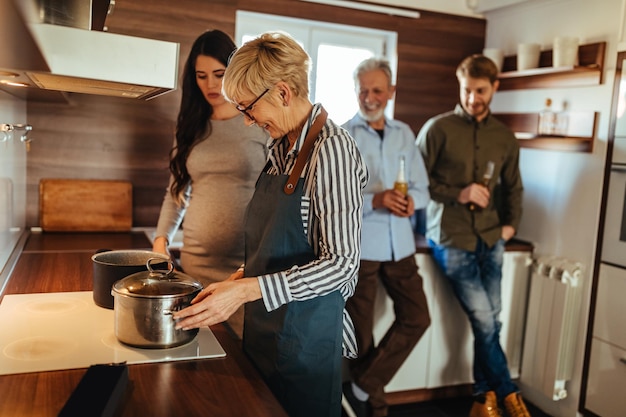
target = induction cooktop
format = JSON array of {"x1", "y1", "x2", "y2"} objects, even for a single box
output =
[{"x1": 0, "y1": 291, "x2": 226, "y2": 375}]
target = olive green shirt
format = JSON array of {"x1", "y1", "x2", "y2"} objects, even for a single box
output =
[{"x1": 416, "y1": 104, "x2": 523, "y2": 251}]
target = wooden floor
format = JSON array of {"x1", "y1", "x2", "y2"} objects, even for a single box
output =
[
  {"x1": 344, "y1": 395, "x2": 553, "y2": 417},
  {"x1": 390, "y1": 396, "x2": 551, "y2": 417}
]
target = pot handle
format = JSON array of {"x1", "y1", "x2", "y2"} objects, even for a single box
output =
[{"x1": 146, "y1": 257, "x2": 175, "y2": 276}]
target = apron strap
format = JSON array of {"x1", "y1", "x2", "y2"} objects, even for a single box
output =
[{"x1": 284, "y1": 107, "x2": 328, "y2": 195}]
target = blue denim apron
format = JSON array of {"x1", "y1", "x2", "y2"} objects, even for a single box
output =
[{"x1": 242, "y1": 110, "x2": 344, "y2": 417}]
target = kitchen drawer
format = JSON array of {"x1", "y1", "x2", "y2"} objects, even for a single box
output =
[
  {"x1": 594, "y1": 264, "x2": 626, "y2": 349},
  {"x1": 585, "y1": 338, "x2": 626, "y2": 417}
]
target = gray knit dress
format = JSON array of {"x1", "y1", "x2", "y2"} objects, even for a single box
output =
[{"x1": 155, "y1": 114, "x2": 268, "y2": 336}]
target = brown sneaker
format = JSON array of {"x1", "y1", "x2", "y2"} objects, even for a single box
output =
[
  {"x1": 469, "y1": 391, "x2": 502, "y2": 417},
  {"x1": 503, "y1": 392, "x2": 532, "y2": 417}
]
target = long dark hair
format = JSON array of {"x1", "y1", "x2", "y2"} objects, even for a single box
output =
[{"x1": 169, "y1": 30, "x2": 237, "y2": 204}]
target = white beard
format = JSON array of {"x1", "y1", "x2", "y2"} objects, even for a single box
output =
[{"x1": 358, "y1": 108, "x2": 385, "y2": 124}]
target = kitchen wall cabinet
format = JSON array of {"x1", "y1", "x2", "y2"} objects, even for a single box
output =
[
  {"x1": 0, "y1": 95, "x2": 27, "y2": 294},
  {"x1": 373, "y1": 249, "x2": 532, "y2": 400},
  {"x1": 0, "y1": 0, "x2": 32, "y2": 282}
]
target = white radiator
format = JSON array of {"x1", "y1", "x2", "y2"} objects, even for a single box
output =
[{"x1": 520, "y1": 256, "x2": 583, "y2": 401}]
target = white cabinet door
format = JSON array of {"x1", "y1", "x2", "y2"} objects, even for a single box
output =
[
  {"x1": 375, "y1": 251, "x2": 530, "y2": 393},
  {"x1": 586, "y1": 338, "x2": 626, "y2": 417},
  {"x1": 425, "y1": 255, "x2": 474, "y2": 388},
  {"x1": 372, "y1": 255, "x2": 435, "y2": 391},
  {"x1": 500, "y1": 252, "x2": 533, "y2": 378},
  {"x1": 426, "y1": 251, "x2": 530, "y2": 388},
  {"x1": 594, "y1": 264, "x2": 626, "y2": 350},
  {"x1": 585, "y1": 263, "x2": 626, "y2": 417}
]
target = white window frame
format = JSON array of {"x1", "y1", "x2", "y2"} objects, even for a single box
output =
[{"x1": 235, "y1": 11, "x2": 398, "y2": 122}]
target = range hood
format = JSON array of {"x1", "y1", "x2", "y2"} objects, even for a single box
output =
[{"x1": 0, "y1": 0, "x2": 179, "y2": 100}]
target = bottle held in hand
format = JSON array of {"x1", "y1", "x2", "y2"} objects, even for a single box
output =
[
  {"x1": 468, "y1": 161, "x2": 495, "y2": 211},
  {"x1": 393, "y1": 155, "x2": 408, "y2": 195}
]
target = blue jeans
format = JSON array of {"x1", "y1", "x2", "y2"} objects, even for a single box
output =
[{"x1": 429, "y1": 238, "x2": 518, "y2": 399}]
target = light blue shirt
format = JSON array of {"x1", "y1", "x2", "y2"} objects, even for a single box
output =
[{"x1": 343, "y1": 114, "x2": 429, "y2": 261}]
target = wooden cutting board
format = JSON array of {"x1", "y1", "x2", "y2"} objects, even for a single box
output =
[{"x1": 39, "y1": 179, "x2": 132, "y2": 232}]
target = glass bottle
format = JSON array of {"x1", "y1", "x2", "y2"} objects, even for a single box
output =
[
  {"x1": 555, "y1": 100, "x2": 569, "y2": 136},
  {"x1": 538, "y1": 98, "x2": 556, "y2": 136},
  {"x1": 468, "y1": 161, "x2": 495, "y2": 211},
  {"x1": 393, "y1": 155, "x2": 408, "y2": 195}
]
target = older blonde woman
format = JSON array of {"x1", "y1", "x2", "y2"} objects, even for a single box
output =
[{"x1": 172, "y1": 31, "x2": 368, "y2": 417}]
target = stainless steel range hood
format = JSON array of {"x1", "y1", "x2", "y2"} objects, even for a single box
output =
[{"x1": 0, "y1": 0, "x2": 179, "y2": 100}]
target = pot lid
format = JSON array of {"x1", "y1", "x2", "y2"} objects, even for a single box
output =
[
  {"x1": 91, "y1": 249, "x2": 169, "y2": 266},
  {"x1": 111, "y1": 258, "x2": 203, "y2": 297}
]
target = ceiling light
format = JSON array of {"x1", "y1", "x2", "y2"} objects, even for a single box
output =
[{"x1": 299, "y1": 0, "x2": 420, "y2": 18}]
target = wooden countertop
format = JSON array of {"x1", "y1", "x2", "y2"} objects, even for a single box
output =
[
  {"x1": 0, "y1": 231, "x2": 288, "y2": 417},
  {"x1": 0, "y1": 231, "x2": 532, "y2": 416}
]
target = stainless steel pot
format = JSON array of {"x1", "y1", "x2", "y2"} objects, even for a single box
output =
[
  {"x1": 111, "y1": 258, "x2": 203, "y2": 349},
  {"x1": 92, "y1": 249, "x2": 170, "y2": 309}
]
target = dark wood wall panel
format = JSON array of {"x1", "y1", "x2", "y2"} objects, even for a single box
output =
[{"x1": 25, "y1": 0, "x2": 485, "y2": 228}]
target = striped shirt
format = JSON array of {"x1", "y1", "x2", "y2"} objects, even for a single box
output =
[{"x1": 255, "y1": 103, "x2": 368, "y2": 358}]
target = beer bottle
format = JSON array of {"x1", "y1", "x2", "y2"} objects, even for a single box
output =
[{"x1": 394, "y1": 155, "x2": 408, "y2": 195}]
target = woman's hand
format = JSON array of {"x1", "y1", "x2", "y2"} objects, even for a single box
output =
[
  {"x1": 172, "y1": 277, "x2": 262, "y2": 330},
  {"x1": 226, "y1": 268, "x2": 245, "y2": 281},
  {"x1": 152, "y1": 236, "x2": 170, "y2": 257}
]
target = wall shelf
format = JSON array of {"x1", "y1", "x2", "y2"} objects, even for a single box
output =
[
  {"x1": 498, "y1": 42, "x2": 606, "y2": 90},
  {"x1": 494, "y1": 112, "x2": 599, "y2": 152}
]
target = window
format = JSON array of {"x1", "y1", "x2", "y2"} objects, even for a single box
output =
[{"x1": 235, "y1": 11, "x2": 398, "y2": 125}]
